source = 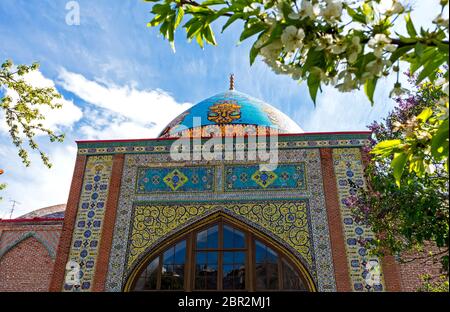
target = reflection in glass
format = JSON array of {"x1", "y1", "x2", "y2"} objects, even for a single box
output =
[
  {"x1": 161, "y1": 240, "x2": 186, "y2": 290},
  {"x1": 223, "y1": 225, "x2": 245, "y2": 248},
  {"x1": 282, "y1": 260, "x2": 307, "y2": 290},
  {"x1": 222, "y1": 251, "x2": 245, "y2": 290},
  {"x1": 133, "y1": 257, "x2": 159, "y2": 290},
  {"x1": 255, "y1": 240, "x2": 279, "y2": 290},
  {"x1": 197, "y1": 225, "x2": 219, "y2": 249},
  {"x1": 195, "y1": 251, "x2": 218, "y2": 290}
]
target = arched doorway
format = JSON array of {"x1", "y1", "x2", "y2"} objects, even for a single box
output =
[{"x1": 124, "y1": 214, "x2": 316, "y2": 291}]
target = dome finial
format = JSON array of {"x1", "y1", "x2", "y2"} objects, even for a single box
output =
[{"x1": 229, "y1": 73, "x2": 235, "y2": 90}]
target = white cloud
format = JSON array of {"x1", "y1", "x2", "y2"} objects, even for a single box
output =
[
  {"x1": 0, "y1": 69, "x2": 194, "y2": 217},
  {"x1": 302, "y1": 77, "x2": 397, "y2": 132},
  {"x1": 57, "y1": 68, "x2": 192, "y2": 140},
  {"x1": 0, "y1": 142, "x2": 76, "y2": 218}
]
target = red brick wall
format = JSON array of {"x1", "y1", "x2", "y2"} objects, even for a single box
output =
[
  {"x1": 49, "y1": 154, "x2": 87, "y2": 291},
  {"x1": 0, "y1": 236, "x2": 54, "y2": 291},
  {"x1": 398, "y1": 243, "x2": 446, "y2": 291}
]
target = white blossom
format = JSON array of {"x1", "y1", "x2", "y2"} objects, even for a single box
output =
[
  {"x1": 378, "y1": 0, "x2": 404, "y2": 15},
  {"x1": 260, "y1": 40, "x2": 283, "y2": 59},
  {"x1": 316, "y1": 34, "x2": 334, "y2": 51},
  {"x1": 321, "y1": 0, "x2": 343, "y2": 23},
  {"x1": 389, "y1": 82, "x2": 408, "y2": 97},
  {"x1": 368, "y1": 34, "x2": 395, "y2": 58},
  {"x1": 287, "y1": 66, "x2": 303, "y2": 80},
  {"x1": 329, "y1": 40, "x2": 347, "y2": 54},
  {"x1": 433, "y1": 14, "x2": 449, "y2": 28},
  {"x1": 442, "y1": 81, "x2": 449, "y2": 95},
  {"x1": 281, "y1": 26, "x2": 305, "y2": 52},
  {"x1": 336, "y1": 72, "x2": 357, "y2": 92},
  {"x1": 364, "y1": 58, "x2": 391, "y2": 78},
  {"x1": 347, "y1": 36, "x2": 362, "y2": 63},
  {"x1": 300, "y1": 0, "x2": 320, "y2": 19},
  {"x1": 387, "y1": 1, "x2": 404, "y2": 15}
]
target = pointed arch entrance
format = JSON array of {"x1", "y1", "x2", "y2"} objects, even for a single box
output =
[{"x1": 124, "y1": 213, "x2": 316, "y2": 291}]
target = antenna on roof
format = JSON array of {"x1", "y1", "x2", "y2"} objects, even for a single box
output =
[
  {"x1": 229, "y1": 73, "x2": 235, "y2": 91},
  {"x1": 9, "y1": 199, "x2": 21, "y2": 219}
]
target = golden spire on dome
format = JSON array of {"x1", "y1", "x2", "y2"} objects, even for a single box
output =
[{"x1": 229, "y1": 73, "x2": 235, "y2": 90}]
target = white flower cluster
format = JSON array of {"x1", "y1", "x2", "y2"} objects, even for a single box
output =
[
  {"x1": 252, "y1": 0, "x2": 428, "y2": 96},
  {"x1": 320, "y1": 0, "x2": 343, "y2": 23},
  {"x1": 281, "y1": 25, "x2": 306, "y2": 52}
]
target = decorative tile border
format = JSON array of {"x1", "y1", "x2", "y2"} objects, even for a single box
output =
[
  {"x1": 77, "y1": 134, "x2": 370, "y2": 156},
  {"x1": 105, "y1": 149, "x2": 336, "y2": 292},
  {"x1": 62, "y1": 155, "x2": 113, "y2": 292},
  {"x1": 332, "y1": 148, "x2": 385, "y2": 292},
  {"x1": 224, "y1": 163, "x2": 306, "y2": 191},
  {"x1": 135, "y1": 165, "x2": 215, "y2": 194}
]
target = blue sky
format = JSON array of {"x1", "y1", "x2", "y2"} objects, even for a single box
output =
[{"x1": 0, "y1": 0, "x2": 441, "y2": 217}]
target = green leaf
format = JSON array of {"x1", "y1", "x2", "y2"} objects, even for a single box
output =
[
  {"x1": 152, "y1": 3, "x2": 171, "y2": 15},
  {"x1": 431, "y1": 118, "x2": 449, "y2": 161},
  {"x1": 186, "y1": 20, "x2": 203, "y2": 39},
  {"x1": 147, "y1": 14, "x2": 165, "y2": 27},
  {"x1": 433, "y1": 40, "x2": 450, "y2": 55},
  {"x1": 415, "y1": 42, "x2": 424, "y2": 57},
  {"x1": 362, "y1": 3, "x2": 374, "y2": 21},
  {"x1": 160, "y1": 21, "x2": 169, "y2": 37},
  {"x1": 303, "y1": 49, "x2": 325, "y2": 73},
  {"x1": 196, "y1": 32, "x2": 204, "y2": 48},
  {"x1": 371, "y1": 139, "x2": 402, "y2": 156},
  {"x1": 201, "y1": 0, "x2": 226, "y2": 5},
  {"x1": 239, "y1": 22, "x2": 267, "y2": 42},
  {"x1": 307, "y1": 71, "x2": 321, "y2": 105},
  {"x1": 221, "y1": 13, "x2": 243, "y2": 33},
  {"x1": 185, "y1": 5, "x2": 212, "y2": 14},
  {"x1": 392, "y1": 152, "x2": 408, "y2": 187},
  {"x1": 203, "y1": 24, "x2": 217, "y2": 45},
  {"x1": 364, "y1": 78, "x2": 378, "y2": 105},
  {"x1": 249, "y1": 31, "x2": 267, "y2": 65},
  {"x1": 346, "y1": 6, "x2": 366, "y2": 23},
  {"x1": 390, "y1": 44, "x2": 415, "y2": 63},
  {"x1": 397, "y1": 34, "x2": 418, "y2": 44},
  {"x1": 405, "y1": 13, "x2": 417, "y2": 37},
  {"x1": 174, "y1": 7, "x2": 184, "y2": 29},
  {"x1": 416, "y1": 107, "x2": 433, "y2": 122},
  {"x1": 417, "y1": 54, "x2": 447, "y2": 83}
]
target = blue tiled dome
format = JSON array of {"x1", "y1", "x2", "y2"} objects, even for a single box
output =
[{"x1": 158, "y1": 90, "x2": 303, "y2": 138}]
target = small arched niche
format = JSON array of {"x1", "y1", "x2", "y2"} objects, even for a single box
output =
[{"x1": 124, "y1": 213, "x2": 316, "y2": 292}]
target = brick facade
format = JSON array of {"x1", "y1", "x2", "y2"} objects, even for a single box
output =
[
  {"x1": 0, "y1": 220, "x2": 63, "y2": 291},
  {"x1": 49, "y1": 154, "x2": 87, "y2": 291},
  {"x1": 0, "y1": 237, "x2": 54, "y2": 291}
]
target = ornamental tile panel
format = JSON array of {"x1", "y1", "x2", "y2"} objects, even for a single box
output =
[
  {"x1": 126, "y1": 200, "x2": 312, "y2": 272},
  {"x1": 62, "y1": 155, "x2": 113, "y2": 292},
  {"x1": 332, "y1": 148, "x2": 385, "y2": 292},
  {"x1": 224, "y1": 163, "x2": 306, "y2": 191},
  {"x1": 135, "y1": 166, "x2": 215, "y2": 193}
]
